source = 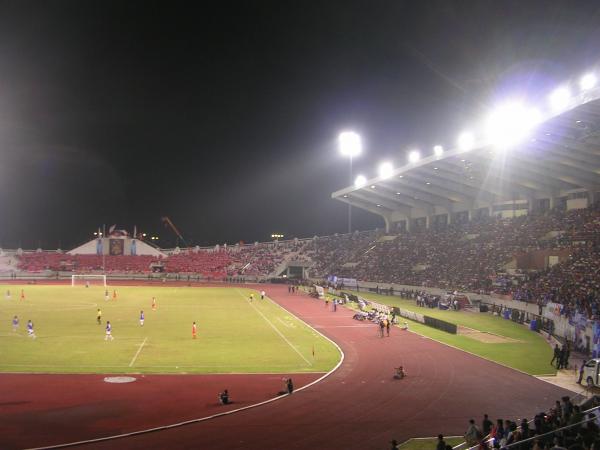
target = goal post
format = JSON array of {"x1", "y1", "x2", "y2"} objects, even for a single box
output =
[{"x1": 71, "y1": 274, "x2": 107, "y2": 287}]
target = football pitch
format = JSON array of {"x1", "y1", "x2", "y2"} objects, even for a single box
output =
[{"x1": 0, "y1": 285, "x2": 341, "y2": 374}]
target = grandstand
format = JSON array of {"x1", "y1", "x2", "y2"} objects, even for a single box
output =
[{"x1": 332, "y1": 76, "x2": 600, "y2": 233}]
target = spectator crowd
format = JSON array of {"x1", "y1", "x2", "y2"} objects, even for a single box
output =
[{"x1": 12, "y1": 203, "x2": 600, "y2": 319}]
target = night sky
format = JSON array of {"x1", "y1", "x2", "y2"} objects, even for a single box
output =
[{"x1": 0, "y1": 0, "x2": 599, "y2": 249}]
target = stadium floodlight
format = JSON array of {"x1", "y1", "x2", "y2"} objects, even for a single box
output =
[
  {"x1": 378, "y1": 161, "x2": 394, "y2": 179},
  {"x1": 485, "y1": 102, "x2": 541, "y2": 148},
  {"x1": 433, "y1": 145, "x2": 444, "y2": 158},
  {"x1": 338, "y1": 131, "x2": 362, "y2": 158},
  {"x1": 354, "y1": 174, "x2": 367, "y2": 188},
  {"x1": 457, "y1": 132, "x2": 475, "y2": 151},
  {"x1": 580, "y1": 73, "x2": 597, "y2": 91},
  {"x1": 549, "y1": 86, "x2": 571, "y2": 112},
  {"x1": 408, "y1": 150, "x2": 420, "y2": 164}
]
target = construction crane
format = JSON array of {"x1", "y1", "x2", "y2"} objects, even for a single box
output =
[{"x1": 161, "y1": 216, "x2": 188, "y2": 247}]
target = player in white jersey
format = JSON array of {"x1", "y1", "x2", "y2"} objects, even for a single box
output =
[
  {"x1": 105, "y1": 321, "x2": 114, "y2": 341},
  {"x1": 27, "y1": 320, "x2": 36, "y2": 339}
]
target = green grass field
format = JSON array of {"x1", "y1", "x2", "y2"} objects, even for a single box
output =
[
  {"x1": 353, "y1": 292, "x2": 555, "y2": 376},
  {"x1": 0, "y1": 285, "x2": 340, "y2": 374}
]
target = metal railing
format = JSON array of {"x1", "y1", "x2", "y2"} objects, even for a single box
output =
[{"x1": 452, "y1": 391, "x2": 599, "y2": 450}]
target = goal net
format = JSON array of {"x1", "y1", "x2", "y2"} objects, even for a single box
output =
[{"x1": 71, "y1": 274, "x2": 107, "y2": 287}]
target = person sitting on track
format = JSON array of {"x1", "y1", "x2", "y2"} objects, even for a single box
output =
[
  {"x1": 394, "y1": 366, "x2": 406, "y2": 379},
  {"x1": 218, "y1": 389, "x2": 230, "y2": 405}
]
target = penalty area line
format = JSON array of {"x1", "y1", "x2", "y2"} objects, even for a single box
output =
[{"x1": 129, "y1": 337, "x2": 148, "y2": 367}]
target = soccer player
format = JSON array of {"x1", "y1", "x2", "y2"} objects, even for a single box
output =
[
  {"x1": 140, "y1": 310, "x2": 145, "y2": 326},
  {"x1": 260, "y1": 290, "x2": 265, "y2": 300},
  {"x1": 27, "y1": 320, "x2": 36, "y2": 339},
  {"x1": 151, "y1": 297, "x2": 157, "y2": 310},
  {"x1": 97, "y1": 308, "x2": 102, "y2": 325},
  {"x1": 249, "y1": 294, "x2": 254, "y2": 302},
  {"x1": 12, "y1": 315, "x2": 19, "y2": 332},
  {"x1": 192, "y1": 321, "x2": 197, "y2": 339},
  {"x1": 104, "y1": 289, "x2": 109, "y2": 301},
  {"x1": 105, "y1": 321, "x2": 114, "y2": 341},
  {"x1": 113, "y1": 289, "x2": 117, "y2": 300},
  {"x1": 20, "y1": 289, "x2": 25, "y2": 301},
  {"x1": 5, "y1": 289, "x2": 11, "y2": 300}
]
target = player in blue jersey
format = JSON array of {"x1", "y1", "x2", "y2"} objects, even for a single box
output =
[
  {"x1": 12, "y1": 315, "x2": 19, "y2": 332},
  {"x1": 105, "y1": 321, "x2": 114, "y2": 341},
  {"x1": 139, "y1": 310, "x2": 145, "y2": 326},
  {"x1": 27, "y1": 320, "x2": 36, "y2": 339}
]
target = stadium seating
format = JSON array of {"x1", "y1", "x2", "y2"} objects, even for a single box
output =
[
  {"x1": 15, "y1": 202, "x2": 600, "y2": 318},
  {"x1": 17, "y1": 254, "x2": 159, "y2": 273}
]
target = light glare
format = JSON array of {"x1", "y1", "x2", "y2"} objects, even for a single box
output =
[
  {"x1": 338, "y1": 131, "x2": 362, "y2": 157},
  {"x1": 580, "y1": 73, "x2": 597, "y2": 91},
  {"x1": 549, "y1": 87, "x2": 571, "y2": 112},
  {"x1": 485, "y1": 102, "x2": 541, "y2": 148},
  {"x1": 457, "y1": 132, "x2": 475, "y2": 151},
  {"x1": 354, "y1": 174, "x2": 367, "y2": 188},
  {"x1": 433, "y1": 145, "x2": 444, "y2": 157},
  {"x1": 378, "y1": 161, "x2": 394, "y2": 179},
  {"x1": 408, "y1": 150, "x2": 420, "y2": 164}
]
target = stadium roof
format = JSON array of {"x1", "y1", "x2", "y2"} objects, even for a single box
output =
[{"x1": 332, "y1": 79, "x2": 600, "y2": 228}]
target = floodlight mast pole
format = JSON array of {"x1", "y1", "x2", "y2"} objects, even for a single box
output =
[
  {"x1": 102, "y1": 224, "x2": 106, "y2": 275},
  {"x1": 348, "y1": 155, "x2": 353, "y2": 234},
  {"x1": 338, "y1": 131, "x2": 362, "y2": 235}
]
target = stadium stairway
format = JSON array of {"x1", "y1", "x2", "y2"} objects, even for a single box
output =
[{"x1": 0, "y1": 255, "x2": 16, "y2": 272}]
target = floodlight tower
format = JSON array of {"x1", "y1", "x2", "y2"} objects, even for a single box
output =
[{"x1": 338, "y1": 131, "x2": 362, "y2": 233}]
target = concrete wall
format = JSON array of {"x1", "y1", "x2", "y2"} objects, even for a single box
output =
[{"x1": 68, "y1": 238, "x2": 166, "y2": 257}]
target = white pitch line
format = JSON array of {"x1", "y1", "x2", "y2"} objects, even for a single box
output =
[
  {"x1": 276, "y1": 317, "x2": 292, "y2": 328},
  {"x1": 128, "y1": 337, "x2": 148, "y2": 367},
  {"x1": 236, "y1": 289, "x2": 312, "y2": 366}
]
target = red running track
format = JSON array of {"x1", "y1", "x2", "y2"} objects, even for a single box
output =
[{"x1": 2, "y1": 284, "x2": 571, "y2": 450}]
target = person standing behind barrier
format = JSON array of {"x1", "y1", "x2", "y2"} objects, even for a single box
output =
[
  {"x1": 385, "y1": 318, "x2": 391, "y2": 337},
  {"x1": 436, "y1": 434, "x2": 446, "y2": 450},
  {"x1": 557, "y1": 346, "x2": 565, "y2": 369},
  {"x1": 333, "y1": 298, "x2": 337, "y2": 312},
  {"x1": 563, "y1": 345, "x2": 571, "y2": 369},
  {"x1": 464, "y1": 419, "x2": 483, "y2": 446},
  {"x1": 491, "y1": 419, "x2": 504, "y2": 447},
  {"x1": 379, "y1": 320, "x2": 385, "y2": 338},
  {"x1": 551, "y1": 344, "x2": 560, "y2": 367},
  {"x1": 482, "y1": 414, "x2": 493, "y2": 437},
  {"x1": 577, "y1": 360, "x2": 587, "y2": 384}
]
